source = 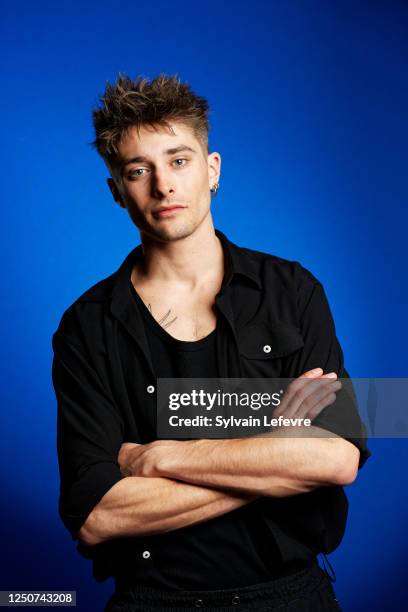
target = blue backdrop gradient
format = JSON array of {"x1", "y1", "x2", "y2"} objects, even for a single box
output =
[{"x1": 1, "y1": 1, "x2": 407, "y2": 610}]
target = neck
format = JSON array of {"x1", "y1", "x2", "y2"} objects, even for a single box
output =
[{"x1": 136, "y1": 217, "x2": 224, "y2": 290}]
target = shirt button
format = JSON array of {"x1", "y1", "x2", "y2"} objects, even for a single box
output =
[
  {"x1": 142, "y1": 550, "x2": 151, "y2": 559},
  {"x1": 263, "y1": 344, "x2": 272, "y2": 353},
  {"x1": 194, "y1": 600, "x2": 204, "y2": 608},
  {"x1": 147, "y1": 385, "x2": 155, "y2": 394},
  {"x1": 232, "y1": 595, "x2": 241, "y2": 605}
]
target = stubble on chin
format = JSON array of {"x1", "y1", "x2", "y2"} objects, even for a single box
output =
[{"x1": 143, "y1": 220, "x2": 197, "y2": 243}]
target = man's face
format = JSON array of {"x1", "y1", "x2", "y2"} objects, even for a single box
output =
[{"x1": 108, "y1": 121, "x2": 221, "y2": 242}]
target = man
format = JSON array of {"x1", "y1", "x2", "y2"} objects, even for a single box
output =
[{"x1": 52, "y1": 74, "x2": 370, "y2": 611}]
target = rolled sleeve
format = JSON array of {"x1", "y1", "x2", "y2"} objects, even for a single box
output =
[
  {"x1": 288, "y1": 268, "x2": 371, "y2": 469},
  {"x1": 52, "y1": 330, "x2": 125, "y2": 540}
]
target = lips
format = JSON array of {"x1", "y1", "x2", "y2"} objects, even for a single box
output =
[{"x1": 152, "y1": 205, "x2": 186, "y2": 218}]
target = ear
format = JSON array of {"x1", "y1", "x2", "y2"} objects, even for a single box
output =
[
  {"x1": 207, "y1": 152, "x2": 221, "y2": 189},
  {"x1": 107, "y1": 177, "x2": 126, "y2": 208}
]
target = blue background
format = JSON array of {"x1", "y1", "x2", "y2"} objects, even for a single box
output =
[{"x1": 1, "y1": 1, "x2": 407, "y2": 610}]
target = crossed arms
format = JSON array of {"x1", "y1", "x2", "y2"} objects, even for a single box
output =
[{"x1": 78, "y1": 369, "x2": 360, "y2": 547}]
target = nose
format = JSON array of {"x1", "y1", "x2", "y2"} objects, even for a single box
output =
[{"x1": 151, "y1": 167, "x2": 175, "y2": 199}]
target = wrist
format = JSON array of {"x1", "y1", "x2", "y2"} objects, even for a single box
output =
[
  {"x1": 154, "y1": 439, "x2": 196, "y2": 478},
  {"x1": 147, "y1": 439, "x2": 180, "y2": 478}
]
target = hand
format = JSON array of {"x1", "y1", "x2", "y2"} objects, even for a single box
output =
[
  {"x1": 273, "y1": 367, "x2": 342, "y2": 421},
  {"x1": 117, "y1": 441, "x2": 157, "y2": 478},
  {"x1": 118, "y1": 442, "x2": 139, "y2": 476},
  {"x1": 118, "y1": 440, "x2": 181, "y2": 478}
]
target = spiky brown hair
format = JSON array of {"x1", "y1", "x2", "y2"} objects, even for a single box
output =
[{"x1": 92, "y1": 73, "x2": 210, "y2": 167}]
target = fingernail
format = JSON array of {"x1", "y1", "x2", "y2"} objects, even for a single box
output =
[
  {"x1": 326, "y1": 372, "x2": 337, "y2": 378},
  {"x1": 311, "y1": 368, "x2": 323, "y2": 374}
]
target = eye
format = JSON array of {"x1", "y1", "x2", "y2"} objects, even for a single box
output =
[
  {"x1": 173, "y1": 158, "x2": 187, "y2": 167},
  {"x1": 127, "y1": 168, "x2": 148, "y2": 179}
]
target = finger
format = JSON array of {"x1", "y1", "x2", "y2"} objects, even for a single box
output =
[
  {"x1": 119, "y1": 442, "x2": 140, "y2": 452},
  {"x1": 276, "y1": 380, "x2": 336, "y2": 419},
  {"x1": 290, "y1": 380, "x2": 342, "y2": 420},
  {"x1": 118, "y1": 442, "x2": 140, "y2": 466},
  {"x1": 274, "y1": 377, "x2": 317, "y2": 415},
  {"x1": 278, "y1": 370, "x2": 333, "y2": 410},
  {"x1": 305, "y1": 389, "x2": 339, "y2": 421},
  {"x1": 275, "y1": 376, "x2": 337, "y2": 418},
  {"x1": 300, "y1": 368, "x2": 323, "y2": 378}
]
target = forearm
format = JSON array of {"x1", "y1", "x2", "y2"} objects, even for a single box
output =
[
  {"x1": 155, "y1": 427, "x2": 359, "y2": 496},
  {"x1": 79, "y1": 475, "x2": 256, "y2": 546}
]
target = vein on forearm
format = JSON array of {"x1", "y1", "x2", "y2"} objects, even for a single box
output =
[
  {"x1": 90, "y1": 474, "x2": 255, "y2": 543},
  {"x1": 157, "y1": 427, "x2": 348, "y2": 495}
]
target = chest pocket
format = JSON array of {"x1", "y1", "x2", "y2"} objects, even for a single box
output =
[
  {"x1": 237, "y1": 322, "x2": 304, "y2": 359},
  {"x1": 237, "y1": 322, "x2": 304, "y2": 377}
]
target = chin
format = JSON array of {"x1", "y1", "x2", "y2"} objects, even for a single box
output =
[{"x1": 144, "y1": 221, "x2": 198, "y2": 243}]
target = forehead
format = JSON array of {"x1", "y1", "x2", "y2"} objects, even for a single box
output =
[{"x1": 118, "y1": 121, "x2": 201, "y2": 158}]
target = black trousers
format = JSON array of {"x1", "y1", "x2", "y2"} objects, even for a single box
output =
[{"x1": 104, "y1": 562, "x2": 341, "y2": 611}]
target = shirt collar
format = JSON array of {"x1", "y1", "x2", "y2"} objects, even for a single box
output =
[
  {"x1": 214, "y1": 229, "x2": 262, "y2": 291},
  {"x1": 111, "y1": 228, "x2": 262, "y2": 306},
  {"x1": 109, "y1": 228, "x2": 260, "y2": 374}
]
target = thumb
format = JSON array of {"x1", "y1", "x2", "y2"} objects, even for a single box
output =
[
  {"x1": 118, "y1": 442, "x2": 139, "y2": 460},
  {"x1": 300, "y1": 367, "x2": 323, "y2": 378}
]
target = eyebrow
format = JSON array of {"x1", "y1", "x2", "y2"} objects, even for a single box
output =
[{"x1": 121, "y1": 145, "x2": 197, "y2": 169}]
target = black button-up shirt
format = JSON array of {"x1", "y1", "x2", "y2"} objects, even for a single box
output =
[{"x1": 52, "y1": 228, "x2": 370, "y2": 585}]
